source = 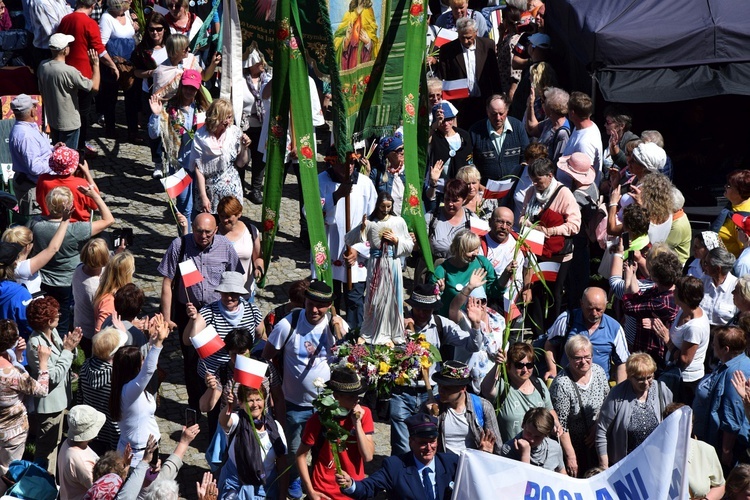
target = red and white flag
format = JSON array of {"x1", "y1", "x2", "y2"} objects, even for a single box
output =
[
  {"x1": 503, "y1": 294, "x2": 521, "y2": 322},
  {"x1": 178, "y1": 260, "x2": 204, "y2": 287},
  {"x1": 434, "y1": 28, "x2": 458, "y2": 47},
  {"x1": 531, "y1": 261, "x2": 561, "y2": 283},
  {"x1": 483, "y1": 179, "x2": 515, "y2": 199},
  {"x1": 442, "y1": 79, "x2": 470, "y2": 100},
  {"x1": 234, "y1": 355, "x2": 268, "y2": 389},
  {"x1": 190, "y1": 325, "x2": 225, "y2": 359},
  {"x1": 160, "y1": 168, "x2": 192, "y2": 199},
  {"x1": 469, "y1": 217, "x2": 490, "y2": 236},
  {"x1": 521, "y1": 228, "x2": 545, "y2": 256}
]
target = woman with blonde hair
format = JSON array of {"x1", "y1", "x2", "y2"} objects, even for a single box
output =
[
  {"x1": 456, "y1": 165, "x2": 497, "y2": 219},
  {"x1": 190, "y1": 98, "x2": 251, "y2": 213},
  {"x1": 30, "y1": 186, "x2": 114, "y2": 336},
  {"x1": 93, "y1": 252, "x2": 135, "y2": 332},
  {"x1": 72, "y1": 239, "x2": 111, "y2": 357},
  {"x1": 2, "y1": 213, "x2": 70, "y2": 298}
]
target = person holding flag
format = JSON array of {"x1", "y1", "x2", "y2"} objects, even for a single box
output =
[
  {"x1": 158, "y1": 212, "x2": 242, "y2": 417},
  {"x1": 218, "y1": 357, "x2": 288, "y2": 500},
  {"x1": 148, "y1": 69, "x2": 210, "y2": 222}
]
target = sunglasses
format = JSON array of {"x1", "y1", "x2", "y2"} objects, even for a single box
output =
[
  {"x1": 514, "y1": 362, "x2": 534, "y2": 370},
  {"x1": 148, "y1": 26, "x2": 164, "y2": 32}
]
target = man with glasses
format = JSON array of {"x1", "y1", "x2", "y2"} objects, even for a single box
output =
[
  {"x1": 543, "y1": 286, "x2": 630, "y2": 383},
  {"x1": 482, "y1": 207, "x2": 525, "y2": 312},
  {"x1": 158, "y1": 212, "x2": 243, "y2": 413}
]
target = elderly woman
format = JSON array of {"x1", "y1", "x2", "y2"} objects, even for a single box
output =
[
  {"x1": 0, "y1": 320, "x2": 50, "y2": 474},
  {"x1": 185, "y1": 271, "x2": 263, "y2": 434},
  {"x1": 520, "y1": 157, "x2": 581, "y2": 335},
  {"x1": 26, "y1": 297, "x2": 83, "y2": 474},
  {"x1": 430, "y1": 229, "x2": 498, "y2": 317},
  {"x1": 77, "y1": 328, "x2": 125, "y2": 454},
  {"x1": 596, "y1": 352, "x2": 672, "y2": 468},
  {"x1": 687, "y1": 231, "x2": 723, "y2": 279},
  {"x1": 481, "y1": 342, "x2": 558, "y2": 442},
  {"x1": 716, "y1": 170, "x2": 750, "y2": 257},
  {"x1": 601, "y1": 105, "x2": 639, "y2": 174},
  {"x1": 424, "y1": 178, "x2": 474, "y2": 261},
  {"x1": 693, "y1": 326, "x2": 750, "y2": 469},
  {"x1": 730, "y1": 276, "x2": 750, "y2": 326},
  {"x1": 219, "y1": 383, "x2": 288, "y2": 500},
  {"x1": 652, "y1": 276, "x2": 710, "y2": 404},
  {"x1": 524, "y1": 86, "x2": 571, "y2": 163},
  {"x1": 165, "y1": 0, "x2": 202, "y2": 40},
  {"x1": 31, "y1": 186, "x2": 114, "y2": 337},
  {"x1": 217, "y1": 196, "x2": 263, "y2": 296},
  {"x1": 191, "y1": 98, "x2": 251, "y2": 214},
  {"x1": 99, "y1": 0, "x2": 140, "y2": 142},
  {"x1": 549, "y1": 335, "x2": 610, "y2": 477},
  {"x1": 699, "y1": 247, "x2": 738, "y2": 327},
  {"x1": 93, "y1": 251, "x2": 135, "y2": 332},
  {"x1": 456, "y1": 165, "x2": 497, "y2": 220}
]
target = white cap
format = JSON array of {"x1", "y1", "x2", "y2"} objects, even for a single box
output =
[{"x1": 49, "y1": 33, "x2": 75, "y2": 50}]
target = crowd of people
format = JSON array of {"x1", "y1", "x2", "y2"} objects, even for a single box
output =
[{"x1": 0, "y1": 0, "x2": 749, "y2": 498}]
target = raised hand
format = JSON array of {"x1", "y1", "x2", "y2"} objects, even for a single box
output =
[
  {"x1": 142, "y1": 434, "x2": 158, "y2": 464},
  {"x1": 196, "y1": 471, "x2": 218, "y2": 500},
  {"x1": 63, "y1": 327, "x2": 83, "y2": 351},
  {"x1": 468, "y1": 268, "x2": 488, "y2": 291},
  {"x1": 466, "y1": 296, "x2": 485, "y2": 327},
  {"x1": 149, "y1": 94, "x2": 163, "y2": 115},
  {"x1": 479, "y1": 429, "x2": 496, "y2": 453},
  {"x1": 429, "y1": 160, "x2": 444, "y2": 187}
]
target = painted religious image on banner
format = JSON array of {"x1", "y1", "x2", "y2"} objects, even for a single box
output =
[{"x1": 332, "y1": 0, "x2": 381, "y2": 70}]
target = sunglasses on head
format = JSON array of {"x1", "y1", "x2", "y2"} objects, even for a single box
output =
[{"x1": 514, "y1": 362, "x2": 534, "y2": 370}]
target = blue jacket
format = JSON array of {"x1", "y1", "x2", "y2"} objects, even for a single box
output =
[
  {"x1": 0, "y1": 281, "x2": 32, "y2": 338},
  {"x1": 693, "y1": 353, "x2": 750, "y2": 462},
  {"x1": 347, "y1": 451, "x2": 459, "y2": 500},
  {"x1": 469, "y1": 117, "x2": 529, "y2": 184}
]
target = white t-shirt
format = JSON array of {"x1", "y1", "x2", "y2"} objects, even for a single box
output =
[
  {"x1": 225, "y1": 414, "x2": 287, "y2": 480},
  {"x1": 15, "y1": 259, "x2": 41, "y2": 295},
  {"x1": 268, "y1": 312, "x2": 345, "y2": 406},
  {"x1": 483, "y1": 233, "x2": 524, "y2": 297},
  {"x1": 648, "y1": 218, "x2": 673, "y2": 244},
  {"x1": 443, "y1": 407, "x2": 472, "y2": 455},
  {"x1": 669, "y1": 309, "x2": 711, "y2": 383},
  {"x1": 142, "y1": 46, "x2": 168, "y2": 93},
  {"x1": 560, "y1": 124, "x2": 603, "y2": 186}
]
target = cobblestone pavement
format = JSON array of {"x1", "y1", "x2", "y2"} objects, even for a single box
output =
[{"x1": 89, "y1": 122, "x2": 392, "y2": 498}]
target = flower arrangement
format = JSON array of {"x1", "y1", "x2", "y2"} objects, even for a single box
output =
[
  {"x1": 329, "y1": 342, "x2": 380, "y2": 389},
  {"x1": 311, "y1": 379, "x2": 350, "y2": 474},
  {"x1": 390, "y1": 332, "x2": 441, "y2": 387}
]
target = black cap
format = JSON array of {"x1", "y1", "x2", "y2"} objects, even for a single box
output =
[
  {"x1": 405, "y1": 283, "x2": 443, "y2": 311},
  {"x1": 0, "y1": 242, "x2": 22, "y2": 266},
  {"x1": 432, "y1": 360, "x2": 472, "y2": 387},
  {"x1": 305, "y1": 280, "x2": 333, "y2": 303},
  {"x1": 406, "y1": 413, "x2": 438, "y2": 438},
  {"x1": 326, "y1": 366, "x2": 365, "y2": 394}
]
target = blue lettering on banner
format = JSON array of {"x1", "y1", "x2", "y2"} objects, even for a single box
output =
[
  {"x1": 523, "y1": 482, "x2": 584, "y2": 500},
  {"x1": 669, "y1": 467, "x2": 682, "y2": 499},
  {"x1": 595, "y1": 489, "x2": 615, "y2": 500},
  {"x1": 613, "y1": 468, "x2": 649, "y2": 500}
]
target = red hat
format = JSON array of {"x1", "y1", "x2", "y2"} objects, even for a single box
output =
[
  {"x1": 181, "y1": 69, "x2": 201, "y2": 89},
  {"x1": 731, "y1": 213, "x2": 750, "y2": 236},
  {"x1": 49, "y1": 146, "x2": 79, "y2": 176}
]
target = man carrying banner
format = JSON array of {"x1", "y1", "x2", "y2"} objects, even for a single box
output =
[
  {"x1": 335, "y1": 413, "x2": 459, "y2": 500},
  {"x1": 158, "y1": 213, "x2": 242, "y2": 415},
  {"x1": 543, "y1": 287, "x2": 630, "y2": 383}
]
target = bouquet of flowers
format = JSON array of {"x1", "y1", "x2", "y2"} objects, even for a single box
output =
[
  {"x1": 329, "y1": 342, "x2": 380, "y2": 389},
  {"x1": 390, "y1": 332, "x2": 441, "y2": 389}
]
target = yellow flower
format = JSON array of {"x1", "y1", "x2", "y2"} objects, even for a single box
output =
[
  {"x1": 418, "y1": 334, "x2": 427, "y2": 342},
  {"x1": 395, "y1": 373, "x2": 407, "y2": 385},
  {"x1": 378, "y1": 362, "x2": 391, "y2": 375},
  {"x1": 420, "y1": 355, "x2": 432, "y2": 369},
  {"x1": 346, "y1": 362, "x2": 355, "y2": 370},
  {"x1": 420, "y1": 341, "x2": 431, "y2": 350}
]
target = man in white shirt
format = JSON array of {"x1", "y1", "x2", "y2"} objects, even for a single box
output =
[
  {"x1": 25, "y1": 0, "x2": 72, "y2": 68},
  {"x1": 482, "y1": 207, "x2": 525, "y2": 303},
  {"x1": 560, "y1": 91, "x2": 603, "y2": 187}
]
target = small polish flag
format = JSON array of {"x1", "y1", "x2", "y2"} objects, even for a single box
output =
[
  {"x1": 469, "y1": 217, "x2": 490, "y2": 236},
  {"x1": 442, "y1": 79, "x2": 470, "y2": 100},
  {"x1": 483, "y1": 179, "x2": 515, "y2": 199},
  {"x1": 234, "y1": 356, "x2": 268, "y2": 389},
  {"x1": 179, "y1": 260, "x2": 204, "y2": 287},
  {"x1": 160, "y1": 168, "x2": 192, "y2": 199},
  {"x1": 521, "y1": 228, "x2": 545, "y2": 256},
  {"x1": 190, "y1": 325, "x2": 225, "y2": 359},
  {"x1": 503, "y1": 294, "x2": 521, "y2": 322},
  {"x1": 531, "y1": 261, "x2": 562, "y2": 283},
  {"x1": 434, "y1": 28, "x2": 458, "y2": 47}
]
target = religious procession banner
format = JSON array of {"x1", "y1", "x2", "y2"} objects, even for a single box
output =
[{"x1": 452, "y1": 407, "x2": 691, "y2": 499}]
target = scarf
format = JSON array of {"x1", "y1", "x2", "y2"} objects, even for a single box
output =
[
  {"x1": 246, "y1": 74, "x2": 265, "y2": 125},
  {"x1": 83, "y1": 473, "x2": 123, "y2": 500},
  {"x1": 526, "y1": 177, "x2": 561, "y2": 220},
  {"x1": 235, "y1": 410, "x2": 286, "y2": 486},
  {"x1": 166, "y1": 12, "x2": 196, "y2": 35},
  {"x1": 160, "y1": 101, "x2": 200, "y2": 170},
  {"x1": 219, "y1": 300, "x2": 245, "y2": 326}
]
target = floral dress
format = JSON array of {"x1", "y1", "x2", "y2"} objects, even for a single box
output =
[{"x1": 190, "y1": 124, "x2": 244, "y2": 213}]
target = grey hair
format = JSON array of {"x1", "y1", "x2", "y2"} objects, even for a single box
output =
[
  {"x1": 456, "y1": 17, "x2": 477, "y2": 35},
  {"x1": 706, "y1": 247, "x2": 737, "y2": 275},
  {"x1": 671, "y1": 187, "x2": 685, "y2": 211},
  {"x1": 737, "y1": 275, "x2": 750, "y2": 303},
  {"x1": 142, "y1": 479, "x2": 180, "y2": 500},
  {"x1": 641, "y1": 130, "x2": 665, "y2": 148},
  {"x1": 543, "y1": 87, "x2": 569, "y2": 116},
  {"x1": 427, "y1": 77, "x2": 443, "y2": 92},
  {"x1": 564, "y1": 334, "x2": 593, "y2": 360},
  {"x1": 506, "y1": 0, "x2": 527, "y2": 8}
]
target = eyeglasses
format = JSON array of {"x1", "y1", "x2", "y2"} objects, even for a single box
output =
[
  {"x1": 148, "y1": 26, "x2": 164, "y2": 32},
  {"x1": 395, "y1": 148, "x2": 404, "y2": 155},
  {"x1": 194, "y1": 229, "x2": 215, "y2": 235},
  {"x1": 571, "y1": 355, "x2": 592, "y2": 363},
  {"x1": 514, "y1": 362, "x2": 534, "y2": 370},
  {"x1": 492, "y1": 219, "x2": 512, "y2": 227}
]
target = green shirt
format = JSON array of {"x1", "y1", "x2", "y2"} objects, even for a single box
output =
[{"x1": 430, "y1": 255, "x2": 497, "y2": 316}]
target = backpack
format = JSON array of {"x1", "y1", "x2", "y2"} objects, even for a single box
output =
[
  {"x1": 469, "y1": 393, "x2": 485, "y2": 429},
  {"x1": 270, "y1": 309, "x2": 333, "y2": 381}
]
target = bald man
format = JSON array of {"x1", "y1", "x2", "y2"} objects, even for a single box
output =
[
  {"x1": 482, "y1": 207, "x2": 525, "y2": 302},
  {"x1": 543, "y1": 287, "x2": 630, "y2": 382},
  {"x1": 158, "y1": 213, "x2": 243, "y2": 411}
]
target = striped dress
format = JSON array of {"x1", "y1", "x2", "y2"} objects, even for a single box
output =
[
  {"x1": 197, "y1": 299, "x2": 262, "y2": 379},
  {"x1": 77, "y1": 357, "x2": 119, "y2": 450}
]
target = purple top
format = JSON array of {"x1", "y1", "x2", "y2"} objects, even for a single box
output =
[{"x1": 9, "y1": 121, "x2": 53, "y2": 182}]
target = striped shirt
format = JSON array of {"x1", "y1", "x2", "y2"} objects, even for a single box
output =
[
  {"x1": 78, "y1": 357, "x2": 120, "y2": 450},
  {"x1": 157, "y1": 234, "x2": 242, "y2": 308},
  {"x1": 196, "y1": 299, "x2": 262, "y2": 379}
]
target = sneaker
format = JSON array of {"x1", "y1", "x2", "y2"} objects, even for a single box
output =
[
  {"x1": 152, "y1": 164, "x2": 164, "y2": 179},
  {"x1": 288, "y1": 478, "x2": 303, "y2": 499},
  {"x1": 248, "y1": 188, "x2": 263, "y2": 205}
]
